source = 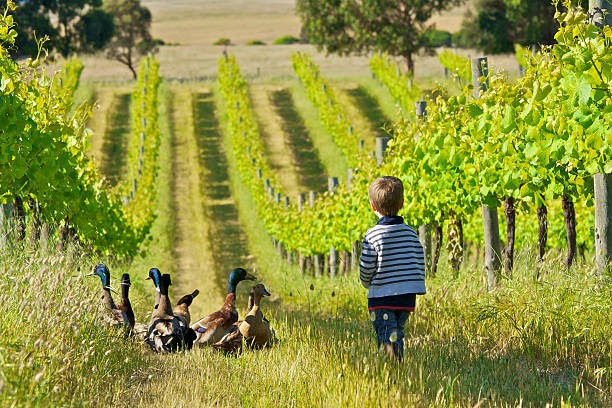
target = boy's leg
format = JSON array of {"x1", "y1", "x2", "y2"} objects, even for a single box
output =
[
  {"x1": 394, "y1": 311, "x2": 411, "y2": 358},
  {"x1": 372, "y1": 309, "x2": 403, "y2": 359}
]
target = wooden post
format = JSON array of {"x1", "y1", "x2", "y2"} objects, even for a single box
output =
[
  {"x1": 347, "y1": 168, "x2": 354, "y2": 191},
  {"x1": 257, "y1": 168, "x2": 262, "y2": 179},
  {"x1": 313, "y1": 254, "x2": 322, "y2": 277},
  {"x1": 298, "y1": 193, "x2": 305, "y2": 212},
  {"x1": 284, "y1": 196, "x2": 290, "y2": 209},
  {"x1": 590, "y1": 1, "x2": 612, "y2": 275},
  {"x1": 0, "y1": 204, "x2": 12, "y2": 247},
  {"x1": 590, "y1": 0, "x2": 612, "y2": 27},
  {"x1": 418, "y1": 225, "x2": 432, "y2": 276},
  {"x1": 415, "y1": 101, "x2": 431, "y2": 274},
  {"x1": 472, "y1": 56, "x2": 501, "y2": 288},
  {"x1": 594, "y1": 174, "x2": 612, "y2": 274},
  {"x1": 359, "y1": 139, "x2": 365, "y2": 151},
  {"x1": 328, "y1": 177, "x2": 339, "y2": 194},
  {"x1": 376, "y1": 137, "x2": 390, "y2": 166},
  {"x1": 309, "y1": 191, "x2": 316, "y2": 206},
  {"x1": 351, "y1": 240, "x2": 361, "y2": 272},
  {"x1": 329, "y1": 246, "x2": 337, "y2": 278},
  {"x1": 415, "y1": 101, "x2": 427, "y2": 117}
]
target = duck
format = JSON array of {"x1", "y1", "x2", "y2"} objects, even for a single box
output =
[
  {"x1": 239, "y1": 283, "x2": 275, "y2": 348},
  {"x1": 146, "y1": 272, "x2": 186, "y2": 353},
  {"x1": 117, "y1": 273, "x2": 148, "y2": 340},
  {"x1": 191, "y1": 267, "x2": 256, "y2": 346},
  {"x1": 90, "y1": 263, "x2": 123, "y2": 326}
]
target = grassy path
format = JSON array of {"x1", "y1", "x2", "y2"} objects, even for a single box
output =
[
  {"x1": 167, "y1": 85, "x2": 252, "y2": 318},
  {"x1": 250, "y1": 84, "x2": 302, "y2": 198},
  {"x1": 269, "y1": 88, "x2": 327, "y2": 193}
]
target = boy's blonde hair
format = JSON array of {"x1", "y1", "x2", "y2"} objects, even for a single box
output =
[{"x1": 368, "y1": 176, "x2": 404, "y2": 216}]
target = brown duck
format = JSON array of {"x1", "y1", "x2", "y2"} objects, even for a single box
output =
[{"x1": 191, "y1": 267, "x2": 256, "y2": 346}]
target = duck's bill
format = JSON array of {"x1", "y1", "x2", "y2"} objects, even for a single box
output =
[
  {"x1": 262, "y1": 288, "x2": 271, "y2": 296},
  {"x1": 245, "y1": 272, "x2": 257, "y2": 281}
]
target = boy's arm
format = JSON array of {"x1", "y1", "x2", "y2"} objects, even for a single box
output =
[{"x1": 359, "y1": 237, "x2": 377, "y2": 288}]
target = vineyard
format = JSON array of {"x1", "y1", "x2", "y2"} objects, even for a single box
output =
[{"x1": 1, "y1": 1, "x2": 611, "y2": 407}]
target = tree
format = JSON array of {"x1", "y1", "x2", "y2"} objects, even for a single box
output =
[
  {"x1": 296, "y1": 0, "x2": 466, "y2": 73},
  {"x1": 6, "y1": 0, "x2": 113, "y2": 58},
  {"x1": 459, "y1": 0, "x2": 590, "y2": 53},
  {"x1": 103, "y1": 0, "x2": 155, "y2": 79}
]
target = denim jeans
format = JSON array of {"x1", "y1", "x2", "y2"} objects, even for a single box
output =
[{"x1": 371, "y1": 309, "x2": 411, "y2": 357}]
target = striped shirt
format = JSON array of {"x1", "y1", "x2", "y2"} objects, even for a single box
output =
[{"x1": 360, "y1": 215, "x2": 426, "y2": 298}]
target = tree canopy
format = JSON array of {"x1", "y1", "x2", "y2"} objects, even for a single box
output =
[
  {"x1": 6, "y1": 0, "x2": 114, "y2": 57},
  {"x1": 103, "y1": 0, "x2": 156, "y2": 79},
  {"x1": 459, "y1": 0, "x2": 590, "y2": 53},
  {"x1": 296, "y1": 0, "x2": 465, "y2": 73}
]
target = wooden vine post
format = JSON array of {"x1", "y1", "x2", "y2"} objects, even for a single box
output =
[
  {"x1": 590, "y1": 0, "x2": 612, "y2": 275},
  {"x1": 415, "y1": 100, "x2": 432, "y2": 275},
  {"x1": 472, "y1": 57, "x2": 502, "y2": 289}
]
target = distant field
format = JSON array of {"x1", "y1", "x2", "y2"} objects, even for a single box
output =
[{"x1": 75, "y1": 0, "x2": 517, "y2": 83}]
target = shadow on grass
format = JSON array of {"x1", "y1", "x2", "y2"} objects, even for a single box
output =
[
  {"x1": 270, "y1": 89, "x2": 327, "y2": 193},
  {"x1": 192, "y1": 92, "x2": 250, "y2": 288},
  {"x1": 100, "y1": 93, "x2": 131, "y2": 186},
  {"x1": 346, "y1": 86, "x2": 393, "y2": 139}
]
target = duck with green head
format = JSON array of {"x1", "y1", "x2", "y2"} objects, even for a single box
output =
[
  {"x1": 191, "y1": 267, "x2": 256, "y2": 346},
  {"x1": 90, "y1": 263, "x2": 123, "y2": 326}
]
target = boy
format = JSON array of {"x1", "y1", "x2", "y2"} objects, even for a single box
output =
[{"x1": 359, "y1": 176, "x2": 426, "y2": 360}]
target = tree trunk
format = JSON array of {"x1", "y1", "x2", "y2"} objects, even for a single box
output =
[
  {"x1": 431, "y1": 223, "x2": 443, "y2": 277},
  {"x1": 404, "y1": 53, "x2": 414, "y2": 74},
  {"x1": 537, "y1": 202, "x2": 548, "y2": 262},
  {"x1": 504, "y1": 197, "x2": 516, "y2": 275},
  {"x1": 13, "y1": 195, "x2": 26, "y2": 242},
  {"x1": 28, "y1": 198, "x2": 42, "y2": 247},
  {"x1": 562, "y1": 195, "x2": 577, "y2": 269}
]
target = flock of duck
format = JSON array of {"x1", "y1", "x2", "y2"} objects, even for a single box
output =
[{"x1": 90, "y1": 263, "x2": 276, "y2": 354}]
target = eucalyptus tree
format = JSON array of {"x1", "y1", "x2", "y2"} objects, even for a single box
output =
[{"x1": 296, "y1": 0, "x2": 465, "y2": 73}]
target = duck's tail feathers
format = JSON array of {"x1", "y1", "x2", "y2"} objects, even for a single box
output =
[{"x1": 176, "y1": 289, "x2": 200, "y2": 306}]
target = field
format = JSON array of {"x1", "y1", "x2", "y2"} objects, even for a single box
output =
[{"x1": 1, "y1": 1, "x2": 610, "y2": 407}]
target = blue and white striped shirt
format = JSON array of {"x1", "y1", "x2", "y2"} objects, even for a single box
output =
[{"x1": 359, "y1": 215, "x2": 426, "y2": 298}]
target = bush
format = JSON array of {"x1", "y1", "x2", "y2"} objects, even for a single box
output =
[
  {"x1": 451, "y1": 29, "x2": 473, "y2": 48},
  {"x1": 422, "y1": 29, "x2": 452, "y2": 48},
  {"x1": 246, "y1": 40, "x2": 266, "y2": 46},
  {"x1": 273, "y1": 35, "x2": 300, "y2": 45},
  {"x1": 213, "y1": 37, "x2": 231, "y2": 46}
]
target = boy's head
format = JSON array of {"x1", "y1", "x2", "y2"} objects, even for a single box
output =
[{"x1": 368, "y1": 176, "x2": 404, "y2": 216}]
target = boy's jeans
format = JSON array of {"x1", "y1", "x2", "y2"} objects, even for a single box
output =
[{"x1": 371, "y1": 309, "x2": 411, "y2": 357}]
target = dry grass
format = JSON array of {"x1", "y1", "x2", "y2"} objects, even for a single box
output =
[{"x1": 69, "y1": 0, "x2": 517, "y2": 83}]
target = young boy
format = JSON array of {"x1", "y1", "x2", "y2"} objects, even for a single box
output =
[{"x1": 359, "y1": 176, "x2": 426, "y2": 360}]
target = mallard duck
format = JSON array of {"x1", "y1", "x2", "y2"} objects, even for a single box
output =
[
  {"x1": 90, "y1": 263, "x2": 122, "y2": 326},
  {"x1": 191, "y1": 267, "x2": 256, "y2": 346},
  {"x1": 117, "y1": 273, "x2": 149, "y2": 340},
  {"x1": 239, "y1": 283, "x2": 275, "y2": 348},
  {"x1": 146, "y1": 267, "x2": 172, "y2": 315},
  {"x1": 146, "y1": 272, "x2": 186, "y2": 353},
  {"x1": 174, "y1": 289, "x2": 200, "y2": 327}
]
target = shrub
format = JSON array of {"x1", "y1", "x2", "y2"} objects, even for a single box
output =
[
  {"x1": 422, "y1": 29, "x2": 452, "y2": 48},
  {"x1": 247, "y1": 40, "x2": 266, "y2": 46},
  {"x1": 213, "y1": 37, "x2": 231, "y2": 46},
  {"x1": 273, "y1": 35, "x2": 300, "y2": 45}
]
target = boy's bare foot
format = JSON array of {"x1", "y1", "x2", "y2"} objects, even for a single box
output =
[{"x1": 385, "y1": 343, "x2": 402, "y2": 361}]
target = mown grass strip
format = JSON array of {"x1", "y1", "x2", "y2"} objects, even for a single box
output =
[
  {"x1": 269, "y1": 88, "x2": 327, "y2": 193},
  {"x1": 99, "y1": 92, "x2": 131, "y2": 186}
]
